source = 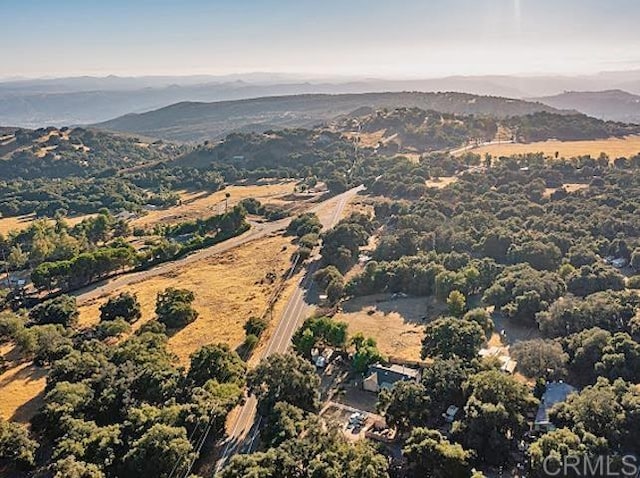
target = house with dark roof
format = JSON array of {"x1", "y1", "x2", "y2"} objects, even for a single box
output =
[
  {"x1": 363, "y1": 363, "x2": 421, "y2": 393},
  {"x1": 534, "y1": 381, "x2": 577, "y2": 432}
]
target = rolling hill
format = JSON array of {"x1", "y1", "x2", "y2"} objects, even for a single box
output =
[
  {"x1": 534, "y1": 90, "x2": 640, "y2": 123},
  {"x1": 6, "y1": 70, "x2": 640, "y2": 128},
  {"x1": 0, "y1": 126, "x2": 184, "y2": 179},
  {"x1": 94, "y1": 92, "x2": 565, "y2": 143}
]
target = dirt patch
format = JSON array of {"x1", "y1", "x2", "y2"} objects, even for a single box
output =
[
  {"x1": 335, "y1": 294, "x2": 447, "y2": 362},
  {"x1": 426, "y1": 176, "x2": 458, "y2": 189},
  {"x1": 0, "y1": 345, "x2": 47, "y2": 423},
  {"x1": 543, "y1": 182, "x2": 589, "y2": 198},
  {"x1": 131, "y1": 181, "x2": 297, "y2": 230},
  {"x1": 0, "y1": 213, "x2": 96, "y2": 236}
]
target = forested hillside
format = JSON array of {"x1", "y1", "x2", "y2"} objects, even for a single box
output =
[
  {"x1": 0, "y1": 127, "x2": 184, "y2": 179},
  {"x1": 94, "y1": 91, "x2": 565, "y2": 142}
]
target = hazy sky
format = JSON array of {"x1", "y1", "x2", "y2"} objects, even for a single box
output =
[{"x1": 2, "y1": 0, "x2": 640, "y2": 78}]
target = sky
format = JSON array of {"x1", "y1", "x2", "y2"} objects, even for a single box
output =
[{"x1": 2, "y1": 0, "x2": 640, "y2": 79}]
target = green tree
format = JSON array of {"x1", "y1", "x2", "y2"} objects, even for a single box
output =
[
  {"x1": 0, "y1": 417, "x2": 38, "y2": 468},
  {"x1": 378, "y1": 381, "x2": 430, "y2": 433},
  {"x1": 454, "y1": 370, "x2": 538, "y2": 464},
  {"x1": 528, "y1": 428, "x2": 601, "y2": 478},
  {"x1": 29, "y1": 294, "x2": 79, "y2": 327},
  {"x1": 122, "y1": 424, "x2": 195, "y2": 478},
  {"x1": 403, "y1": 428, "x2": 473, "y2": 478},
  {"x1": 351, "y1": 334, "x2": 384, "y2": 373},
  {"x1": 248, "y1": 353, "x2": 320, "y2": 414},
  {"x1": 447, "y1": 290, "x2": 466, "y2": 317},
  {"x1": 99, "y1": 292, "x2": 141, "y2": 323},
  {"x1": 510, "y1": 339, "x2": 568, "y2": 380},
  {"x1": 462, "y1": 308, "x2": 494, "y2": 335},
  {"x1": 421, "y1": 358, "x2": 472, "y2": 415},
  {"x1": 422, "y1": 317, "x2": 485, "y2": 360},
  {"x1": 187, "y1": 343, "x2": 246, "y2": 387},
  {"x1": 244, "y1": 316, "x2": 268, "y2": 337},
  {"x1": 52, "y1": 456, "x2": 106, "y2": 478},
  {"x1": 292, "y1": 316, "x2": 348, "y2": 357},
  {"x1": 155, "y1": 287, "x2": 198, "y2": 329}
]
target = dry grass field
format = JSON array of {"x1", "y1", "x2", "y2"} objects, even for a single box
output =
[
  {"x1": 0, "y1": 345, "x2": 47, "y2": 423},
  {"x1": 468, "y1": 135, "x2": 640, "y2": 159},
  {"x1": 342, "y1": 130, "x2": 386, "y2": 148},
  {"x1": 77, "y1": 234, "x2": 296, "y2": 365},
  {"x1": 130, "y1": 181, "x2": 297, "y2": 230},
  {"x1": 0, "y1": 213, "x2": 96, "y2": 236},
  {"x1": 334, "y1": 294, "x2": 447, "y2": 361}
]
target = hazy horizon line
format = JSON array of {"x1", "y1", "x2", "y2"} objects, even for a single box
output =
[{"x1": 4, "y1": 66, "x2": 640, "y2": 83}]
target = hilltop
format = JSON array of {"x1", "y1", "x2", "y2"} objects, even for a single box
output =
[
  {"x1": 94, "y1": 92, "x2": 565, "y2": 143},
  {"x1": 534, "y1": 90, "x2": 640, "y2": 123},
  {"x1": 0, "y1": 126, "x2": 184, "y2": 179}
]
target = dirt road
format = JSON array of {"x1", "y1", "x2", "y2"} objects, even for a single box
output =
[{"x1": 72, "y1": 187, "x2": 360, "y2": 306}]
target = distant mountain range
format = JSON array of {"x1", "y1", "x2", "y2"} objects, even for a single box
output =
[
  {"x1": 533, "y1": 90, "x2": 640, "y2": 123},
  {"x1": 93, "y1": 92, "x2": 565, "y2": 143},
  {"x1": 4, "y1": 70, "x2": 640, "y2": 128}
]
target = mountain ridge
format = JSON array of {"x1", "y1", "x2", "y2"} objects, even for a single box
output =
[{"x1": 93, "y1": 91, "x2": 567, "y2": 143}]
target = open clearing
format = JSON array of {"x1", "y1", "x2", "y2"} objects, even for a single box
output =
[
  {"x1": 0, "y1": 213, "x2": 96, "y2": 236},
  {"x1": 130, "y1": 181, "x2": 297, "y2": 230},
  {"x1": 77, "y1": 234, "x2": 296, "y2": 365},
  {"x1": 467, "y1": 135, "x2": 640, "y2": 159},
  {"x1": 426, "y1": 176, "x2": 458, "y2": 188},
  {"x1": 0, "y1": 344, "x2": 47, "y2": 423},
  {"x1": 334, "y1": 294, "x2": 447, "y2": 362}
]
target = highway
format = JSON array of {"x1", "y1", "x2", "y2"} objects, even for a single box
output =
[{"x1": 213, "y1": 185, "x2": 363, "y2": 474}]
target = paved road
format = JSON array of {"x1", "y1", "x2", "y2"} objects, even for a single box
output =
[
  {"x1": 213, "y1": 185, "x2": 363, "y2": 474},
  {"x1": 72, "y1": 188, "x2": 360, "y2": 305}
]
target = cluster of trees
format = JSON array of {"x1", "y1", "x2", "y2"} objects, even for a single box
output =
[
  {"x1": 292, "y1": 316, "x2": 383, "y2": 373},
  {"x1": 219, "y1": 351, "x2": 390, "y2": 477},
  {"x1": 538, "y1": 378, "x2": 640, "y2": 466},
  {"x1": 0, "y1": 127, "x2": 184, "y2": 180},
  {"x1": 320, "y1": 213, "x2": 375, "y2": 273},
  {"x1": 0, "y1": 285, "x2": 247, "y2": 477},
  {"x1": 338, "y1": 107, "x2": 498, "y2": 153},
  {"x1": 0, "y1": 175, "x2": 179, "y2": 218},
  {"x1": 155, "y1": 204, "x2": 247, "y2": 238},
  {"x1": 32, "y1": 245, "x2": 135, "y2": 291},
  {"x1": 378, "y1": 358, "x2": 537, "y2": 467},
  {"x1": 536, "y1": 290, "x2": 640, "y2": 337},
  {"x1": 239, "y1": 197, "x2": 287, "y2": 221},
  {"x1": 504, "y1": 112, "x2": 640, "y2": 142},
  {"x1": 2, "y1": 210, "x2": 129, "y2": 272},
  {"x1": 512, "y1": 324, "x2": 640, "y2": 386},
  {"x1": 25, "y1": 207, "x2": 248, "y2": 293}
]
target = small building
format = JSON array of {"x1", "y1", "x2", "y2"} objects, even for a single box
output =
[
  {"x1": 363, "y1": 363, "x2": 421, "y2": 393},
  {"x1": 443, "y1": 405, "x2": 459, "y2": 423},
  {"x1": 311, "y1": 347, "x2": 334, "y2": 369},
  {"x1": 479, "y1": 346, "x2": 518, "y2": 375},
  {"x1": 534, "y1": 381, "x2": 577, "y2": 432}
]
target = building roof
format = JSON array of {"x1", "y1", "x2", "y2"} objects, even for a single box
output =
[
  {"x1": 535, "y1": 382, "x2": 577, "y2": 425},
  {"x1": 367, "y1": 363, "x2": 420, "y2": 389}
]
